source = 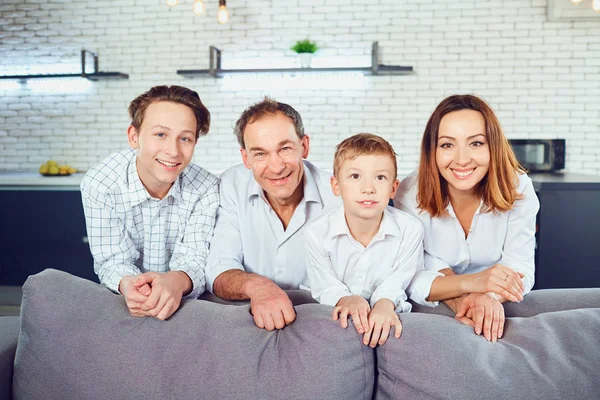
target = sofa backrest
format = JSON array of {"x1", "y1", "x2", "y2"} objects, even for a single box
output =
[{"x1": 13, "y1": 269, "x2": 375, "y2": 400}]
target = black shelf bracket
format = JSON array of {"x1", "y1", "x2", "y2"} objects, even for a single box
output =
[
  {"x1": 177, "y1": 41, "x2": 413, "y2": 78},
  {"x1": 0, "y1": 50, "x2": 129, "y2": 81}
]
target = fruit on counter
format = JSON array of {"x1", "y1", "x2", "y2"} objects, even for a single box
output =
[{"x1": 39, "y1": 160, "x2": 77, "y2": 175}]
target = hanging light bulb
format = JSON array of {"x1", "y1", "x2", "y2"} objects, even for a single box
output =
[
  {"x1": 571, "y1": 0, "x2": 582, "y2": 4},
  {"x1": 594, "y1": 0, "x2": 600, "y2": 11},
  {"x1": 166, "y1": 0, "x2": 178, "y2": 6},
  {"x1": 193, "y1": 0, "x2": 204, "y2": 15},
  {"x1": 218, "y1": 0, "x2": 229, "y2": 24}
]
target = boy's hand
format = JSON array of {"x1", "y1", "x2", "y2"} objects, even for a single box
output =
[
  {"x1": 333, "y1": 295, "x2": 371, "y2": 334},
  {"x1": 363, "y1": 299, "x2": 402, "y2": 348},
  {"x1": 138, "y1": 271, "x2": 191, "y2": 320},
  {"x1": 119, "y1": 275, "x2": 152, "y2": 317}
]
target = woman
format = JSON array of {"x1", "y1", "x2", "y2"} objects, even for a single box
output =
[{"x1": 397, "y1": 94, "x2": 539, "y2": 342}]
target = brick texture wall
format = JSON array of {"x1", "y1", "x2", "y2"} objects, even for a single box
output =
[{"x1": 1, "y1": 0, "x2": 599, "y2": 176}]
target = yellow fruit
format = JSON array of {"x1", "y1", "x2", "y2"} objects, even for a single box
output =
[
  {"x1": 48, "y1": 165, "x2": 59, "y2": 175},
  {"x1": 68, "y1": 167, "x2": 77, "y2": 174},
  {"x1": 39, "y1": 164, "x2": 49, "y2": 174},
  {"x1": 47, "y1": 160, "x2": 58, "y2": 167}
]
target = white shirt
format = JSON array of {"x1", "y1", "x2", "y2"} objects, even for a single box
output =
[
  {"x1": 304, "y1": 205, "x2": 440, "y2": 312},
  {"x1": 205, "y1": 160, "x2": 340, "y2": 292},
  {"x1": 394, "y1": 171, "x2": 540, "y2": 295},
  {"x1": 81, "y1": 149, "x2": 219, "y2": 298}
]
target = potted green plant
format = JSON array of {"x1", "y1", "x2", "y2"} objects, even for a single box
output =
[{"x1": 291, "y1": 39, "x2": 318, "y2": 68}]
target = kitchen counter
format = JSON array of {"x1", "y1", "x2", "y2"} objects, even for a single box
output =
[
  {"x1": 0, "y1": 172, "x2": 84, "y2": 188},
  {"x1": 530, "y1": 172, "x2": 600, "y2": 191}
]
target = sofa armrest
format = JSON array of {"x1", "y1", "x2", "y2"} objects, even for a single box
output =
[{"x1": 0, "y1": 316, "x2": 20, "y2": 399}]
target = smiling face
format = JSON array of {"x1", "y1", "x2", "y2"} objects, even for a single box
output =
[
  {"x1": 332, "y1": 154, "x2": 399, "y2": 222},
  {"x1": 127, "y1": 101, "x2": 197, "y2": 199},
  {"x1": 436, "y1": 109, "x2": 490, "y2": 197},
  {"x1": 240, "y1": 112, "x2": 310, "y2": 207}
]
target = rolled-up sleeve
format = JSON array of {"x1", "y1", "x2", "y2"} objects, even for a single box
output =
[
  {"x1": 169, "y1": 180, "x2": 219, "y2": 299},
  {"x1": 204, "y1": 176, "x2": 245, "y2": 293},
  {"x1": 499, "y1": 180, "x2": 540, "y2": 295}
]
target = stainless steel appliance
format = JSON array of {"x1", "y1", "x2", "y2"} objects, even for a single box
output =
[{"x1": 509, "y1": 139, "x2": 565, "y2": 172}]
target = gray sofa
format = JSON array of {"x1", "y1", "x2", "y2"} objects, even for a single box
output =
[{"x1": 1, "y1": 269, "x2": 600, "y2": 400}]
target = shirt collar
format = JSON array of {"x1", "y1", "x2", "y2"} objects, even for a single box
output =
[
  {"x1": 328, "y1": 205, "x2": 400, "y2": 240},
  {"x1": 247, "y1": 160, "x2": 324, "y2": 206}
]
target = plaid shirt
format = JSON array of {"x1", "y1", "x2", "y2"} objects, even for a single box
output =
[{"x1": 80, "y1": 149, "x2": 219, "y2": 298}]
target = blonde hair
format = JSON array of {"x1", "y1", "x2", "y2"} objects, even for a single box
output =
[{"x1": 333, "y1": 133, "x2": 398, "y2": 178}]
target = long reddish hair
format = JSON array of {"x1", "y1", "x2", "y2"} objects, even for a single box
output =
[{"x1": 417, "y1": 94, "x2": 525, "y2": 217}]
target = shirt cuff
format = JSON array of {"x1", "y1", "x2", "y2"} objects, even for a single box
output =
[
  {"x1": 407, "y1": 270, "x2": 444, "y2": 308},
  {"x1": 370, "y1": 293, "x2": 411, "y2": 313},
  {"x1": 205, "y1": 262, "x2": 244, "y2": 293}
]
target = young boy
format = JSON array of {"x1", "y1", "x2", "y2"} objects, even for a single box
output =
[
  {"x1": 80, "y1": 85, "x2": 219, "y2": 320},
  {"x1": 304, "y1": 133, "x2": 437, "y2": 347}
]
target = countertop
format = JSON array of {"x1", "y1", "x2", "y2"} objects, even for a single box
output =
[
  {"x1": 530, "y1": 172, "x2": 600, "y2": 191},
  {"x1": 0, "y1": 172, "x2": 84, "y2": 188}
]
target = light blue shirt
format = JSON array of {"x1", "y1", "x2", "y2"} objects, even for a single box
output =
[{"x1": 205, "y1": 160, "x2": 340, "y2": 292}]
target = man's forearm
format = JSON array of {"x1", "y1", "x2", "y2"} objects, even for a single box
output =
[{"x1": 212, "y1": 270, "x2": 266, "y2": 300}]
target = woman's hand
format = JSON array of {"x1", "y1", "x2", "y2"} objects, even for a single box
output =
[
  {"x1": 454, "y1": 292, "x2": 505, "y2": 342},
  {"x1": 464, "y1": 264, "x2": 525, "y2": 302}
]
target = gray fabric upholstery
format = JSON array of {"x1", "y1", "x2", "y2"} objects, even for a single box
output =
[
  {"x1": 411, "y1": 287, "x2": 600, "y2": 318},
  {"x1": 375, "y1": 308, "x2": 600, "y2": 400},
  {"x1": 199, "y1": 289, "x2": 318, "y2": 307},
  {"x1": 0, "y1": 316, "x2": 20, "y2": 399},
  {"x1": 13, "y1": 269, "x2": 374, "y2": 400}
]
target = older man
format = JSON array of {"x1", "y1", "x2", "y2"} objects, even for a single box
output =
[{"x1": 205, "y1": 97, "x2": 339, "y2": 330}]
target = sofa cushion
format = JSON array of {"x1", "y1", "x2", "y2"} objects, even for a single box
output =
[
  {"x1": 375, "y1": 309, "x2": 600, "y2": 400},
  {"x1": 13, "y1": 269, "x2": 374, "y2": 400},
  {"x1": 0, "y1": 316, "x2": 20, "y2": 399},
  {"x1": 410, "y1": 287, "x2": 600, "y2": 318}
]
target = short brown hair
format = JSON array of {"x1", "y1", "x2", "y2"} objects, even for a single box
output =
[
  {"x1": 418, "y1": 94, "x2": 525, "y2": 217},
  {"x1": 128, "y1": 85, "x2": 210, "y2": 140},
  {"x1": 333, "y1": 133, "x2": 398, "y2": 178},
  {"x1": 234, "y1": 96, "x2": 305, "y2": 148}
]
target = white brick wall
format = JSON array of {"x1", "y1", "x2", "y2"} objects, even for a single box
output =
[{"x1": 1, "y1": 0, "x2": 599, "y2": 176}]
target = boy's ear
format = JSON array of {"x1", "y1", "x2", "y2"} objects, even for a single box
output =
[
  {"x1": 127, "y1": 125, "x2": 139, "y2": 149},
  {"x1": 330, "y1": 175, "x2": 341, "y2": 196},
  {"x1": 390, "y1": 179, "x2": 400, "y2": 199}
]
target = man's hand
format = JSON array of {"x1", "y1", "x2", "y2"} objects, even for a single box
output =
[
  {"x1": 454, "y1": 292, "x2": 505, "y2": 342},
  {"x1": 333, "y1": 295, "x2": 371, "y2": 334},
  {"x1": 136, "y1": 271, "x2": 192, "y2": 320},
  {"x1": 464, "y1": 264, "x2": 525, "y2": 302},
  {"x1": 363, "y1": 299, "x2": 402, "y2": 348},
  {"x1": 247, "y1": 278, "x2": 296, "y2": 331}
]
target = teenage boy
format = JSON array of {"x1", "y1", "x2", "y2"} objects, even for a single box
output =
[
  {"x1": 304, "y1": 133, "x2": 440, "y2": 347},
  {"x1": 81, "y1": 85, "x2": 219, "y2": 320}
]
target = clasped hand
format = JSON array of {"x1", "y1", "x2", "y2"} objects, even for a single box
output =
[
  {"x1": 333, "y1": 296, "x2": 402, "y2": 348},
  {"x1": 119, "y1": 271, "x2": 190, "y2": 320}
]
